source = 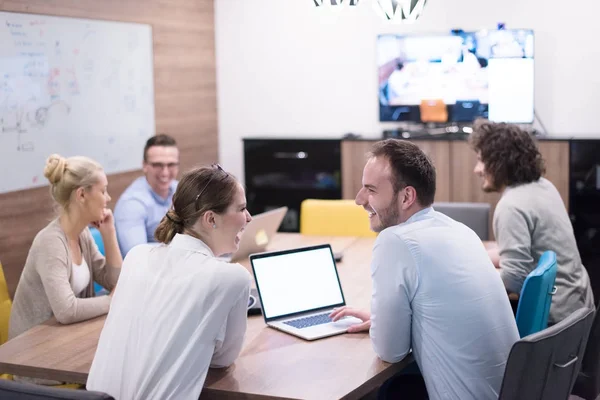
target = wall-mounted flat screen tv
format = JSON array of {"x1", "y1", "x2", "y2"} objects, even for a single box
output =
[{"x1": 378, "y1": 29, "x2": 534, "y2": 124}]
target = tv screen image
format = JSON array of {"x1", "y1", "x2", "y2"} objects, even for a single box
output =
[{"x1": 378, "y1": 29, "x2": 534, "y2": 124}]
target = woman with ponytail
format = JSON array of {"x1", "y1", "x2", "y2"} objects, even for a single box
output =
[
  {"x1": 9, "y1": 154, "x2": 122, "y2": 382},
  {"x1": 88, "y1": 164, "x2": 253, "y2": 400}
]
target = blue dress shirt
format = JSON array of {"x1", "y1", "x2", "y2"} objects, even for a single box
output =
[
  {"x1": 114, "y1": 177, "x2": 177, "y2": 256},
  {"x1": 370, "y1": 207, "x2": 519, "y2": 400}
]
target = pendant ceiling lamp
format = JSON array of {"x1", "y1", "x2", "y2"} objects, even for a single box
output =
[{"x1": 312, "y1": 0, "x2": 428, "y2": 22}]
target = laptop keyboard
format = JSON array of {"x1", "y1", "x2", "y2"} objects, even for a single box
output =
[{"x1": 284, "y1": 313, "x2": 332, "y2": 329}]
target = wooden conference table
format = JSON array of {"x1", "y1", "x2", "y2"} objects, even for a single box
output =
[{"x1": 0, "y1": 234, "x2": 413, "y2": 399}]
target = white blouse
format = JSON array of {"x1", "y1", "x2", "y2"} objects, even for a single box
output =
[
  {"x1": 87, "y1": 234, "x2": 251, "y2": 400},
  {"x1": 70, "y1": 257, "x2": 90, "y2": 296}
]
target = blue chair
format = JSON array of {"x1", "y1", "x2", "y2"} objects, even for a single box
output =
[
  {"x1": 515, "y1": 251, "x2": 558, "y2": 337},
  {"x1": 89, "y1": 227, "x2": 107, "y2": 295},
  {"x1": 89, "y1": 227, "x2": 105, "y2": 256}
]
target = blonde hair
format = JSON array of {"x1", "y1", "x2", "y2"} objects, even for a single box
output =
[
  {"x1": 43, "y1": 154, "x2": 103, "y2": 209},
  {"x1": 155, "y1": 165, "x2": 238, "y2": 244}
]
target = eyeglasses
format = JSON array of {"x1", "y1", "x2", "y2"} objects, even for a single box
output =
[
  {"x1": 148, "y1": 162, "x2": 179, "y2": 170},
  {"x1": 194, "y1": 164, "x2": 229, "y2": 211}
]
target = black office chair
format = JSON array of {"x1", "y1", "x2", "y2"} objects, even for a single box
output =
[
  {"x1": 0, "y1": 378, "x2": 114, "y2": 400},
  {"x1": 499, "y1": 307, "x2": 595, "y2": 400},
  {"x1": 572, "y1": 304, "x2": 600, "y2": 400}
]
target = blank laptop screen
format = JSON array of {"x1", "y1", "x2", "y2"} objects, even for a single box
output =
[{"x1": 252, "y1": 246, "x2": 345, "y2": 320}]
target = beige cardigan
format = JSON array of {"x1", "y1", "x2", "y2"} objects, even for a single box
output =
[{"x1": 9, "y1": 219, "x2": 121, "y2": 340}]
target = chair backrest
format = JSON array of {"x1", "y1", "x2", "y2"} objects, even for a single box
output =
[
  {"x1": 516, "y1": 250, "x2": 558, "y2": 337},
  {"x1": 300, "y1": 199, "x2": 376, "y2": 237},
  {"x1": 0, "y1": 378, "x2": 114, "y2": 399},
  {"x1": 572, "y1": 303, "x2": 600, "y2": 400},
  {"x1": 89, "y1": 227, "x2": 105, "y2": 256},
  {"x1": 432, "y1": 202, "x2": 490, "y2": 241},
  {"x1": 88, "y1": 228, "x2": 107, "y2": 295},
  {"x1": 499, "y1": 307, "x2": 595, "y2": 400},
  {"x1": 0, "y1": 261, "x2": 12, "y2": 345},
  {"x1": 419, "y1": 99, "x2": 448, "y2": 123}
]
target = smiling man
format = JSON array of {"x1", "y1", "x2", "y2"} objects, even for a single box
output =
[
  {"x1": 330, "y1": 139, "x2": 518, "y2": 400},
  {"x1": 114, "y1": 134, "x2": 179, "y2": 256}
]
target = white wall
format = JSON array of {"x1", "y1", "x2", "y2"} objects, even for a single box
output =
[{"x1": 215, "y1": 0, "x2": 600, "y2": 182}]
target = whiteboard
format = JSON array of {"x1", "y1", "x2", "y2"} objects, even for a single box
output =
[{"x1": 0, "y1": 12, "x2": 155, "y2": 194}]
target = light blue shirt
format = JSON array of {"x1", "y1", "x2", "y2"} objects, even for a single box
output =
[
  {"x1": 370, "y1": 207, "x2": 519, "y2": 400},
  {"x1": 114, "y1": 177, "x2": 177, "y2": 256}
]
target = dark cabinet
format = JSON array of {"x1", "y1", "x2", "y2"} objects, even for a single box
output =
[
  {"x1": 244, "y1": 138, "x2": 342, "y2": 232},
  {"x1": 570, "y1": 140, "x2": 600, "y2": 302}
]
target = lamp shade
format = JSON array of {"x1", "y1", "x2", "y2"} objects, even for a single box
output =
[{"x1": 311, "y1": 0, "x2": 428, "y2": 22}]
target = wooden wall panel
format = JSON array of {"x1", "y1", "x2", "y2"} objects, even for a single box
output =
[
  {"x1": 449, "y1": 141, "x2": 502, "y2": 240},
  {"x1": 413, "y1": 140, "x2": 451, "y2": 202},
  {"x1": 341, "y1": 140, "x2": 451, "y2": 202},
  {"x1": 341, "y1": 141, "x2": 372, "y2": 200},
  {"x1": 0, "y1": 0, "x2": 218, "y2": 298},
  {"x1": 538, "y1": 141, "x2": 570, "y2": 209},
  {"x1": 450, "y1": 140, "x2": 570, "y2": 240},
  {"x1": 343, "y1": 140, "x2": 570, "y2": 242}
]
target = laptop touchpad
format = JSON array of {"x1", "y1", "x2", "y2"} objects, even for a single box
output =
[{"x1": 332, "y1": 316, "x2": 363, "y2": 328}]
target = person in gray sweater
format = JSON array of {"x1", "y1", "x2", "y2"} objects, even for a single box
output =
[
  {"x1": 469, "y1": 120, "x2": 594, "y2": 323},
  {"x1": 10, "y1": 154, "x2": 122, "y2": 343}
]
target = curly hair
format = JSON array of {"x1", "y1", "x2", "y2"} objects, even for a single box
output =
[{"x1": 469, "y1": 119, "x2": 545, "y2": 188}]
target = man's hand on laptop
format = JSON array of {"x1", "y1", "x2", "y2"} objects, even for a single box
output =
[{"x1": 329, "y1": 307, "x2": 371, "y2": 333}]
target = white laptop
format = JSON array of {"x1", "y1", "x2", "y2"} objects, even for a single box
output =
[
  {"x1": 221, "y1": 207, "x2": 288, "y2": 262},
  {"x1": 250, "y1": 244, "x2": 362, "y2": 341}
]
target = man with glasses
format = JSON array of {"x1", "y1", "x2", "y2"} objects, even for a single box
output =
[{"x1": 114, "y1": 134, "x2": 180, "y2": 255}]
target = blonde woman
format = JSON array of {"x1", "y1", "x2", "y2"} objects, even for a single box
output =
[{"x1": 9, "y1": 154, "x2": 122, "y2": 342}]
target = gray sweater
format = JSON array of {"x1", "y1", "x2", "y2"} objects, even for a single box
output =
[
  {"x1": 495, "y1": 178, "x2": 594, "y2": 323},
  {"x1": 9, "y1": 219, "x2": 120, "y2": 340}
]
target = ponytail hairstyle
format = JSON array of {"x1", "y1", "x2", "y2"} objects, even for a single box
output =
[
  {"x1": 43, "y1": 154, "x2": 103, "y2": 210},
  {"x1": 154, "y1": 164, "x2": 238, "y2": 244}
]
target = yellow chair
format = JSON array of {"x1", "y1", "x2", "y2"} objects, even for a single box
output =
[
  {"x1": 0, "y1": 261, "x2": 13, "y2": 380},
  {"x1": 300, "y1": 199, "x2": 377, "y2": 237},
  {"x1": 0, "y1": 261, "x2": 12, "y2": 346},
  {"x1": 0, "y1": 263, "x2": 81, "y2": 388}
]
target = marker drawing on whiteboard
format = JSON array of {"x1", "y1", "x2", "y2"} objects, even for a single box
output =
[
  {"x1": 1, "y1": 95, "x2": 70, "y2": 151},
  {"x1": 0, "y1": 13, "x2": 155, "y2": 194},
  {"x1": 65, "y1": 67, "x2": 80, "y2": 95}
]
